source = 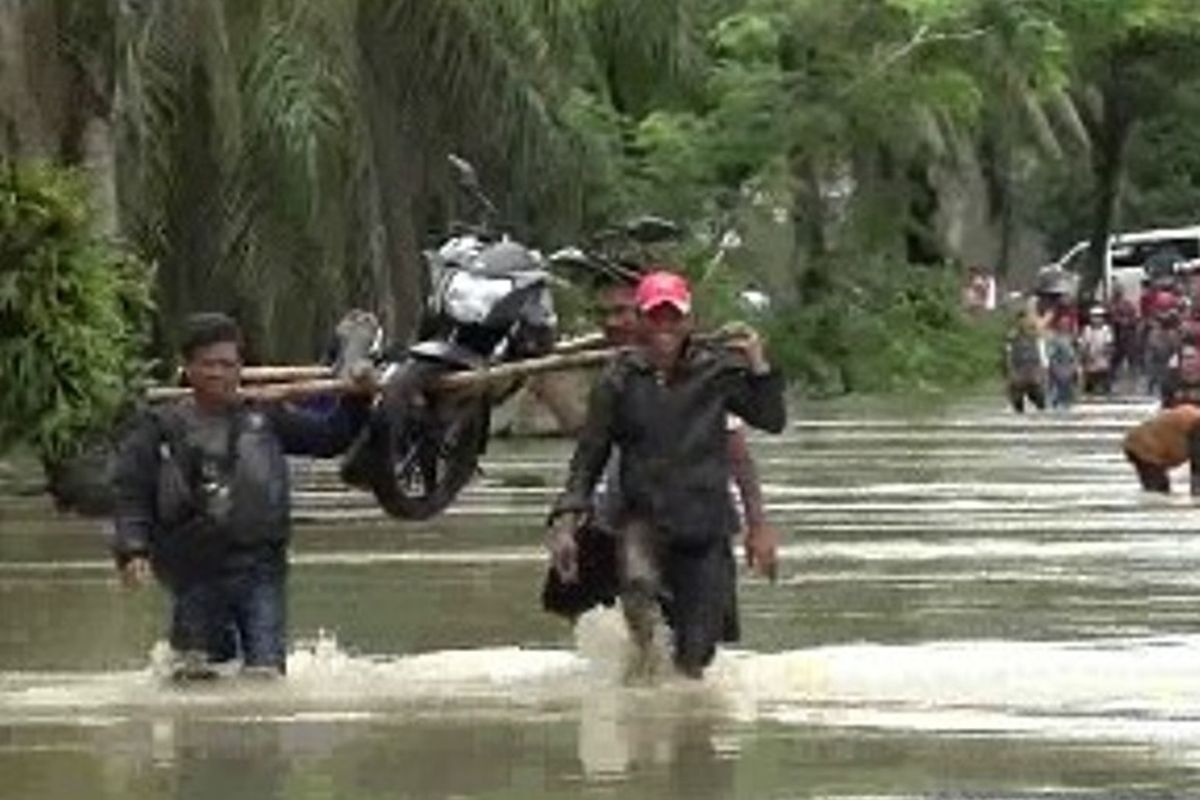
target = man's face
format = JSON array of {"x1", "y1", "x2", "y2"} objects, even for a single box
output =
[
  {"x1": 1182, "y1": 347, "x2": 1200, "y2": 382},
  {"x1": 639, "y1": 303, "x2": 692, "y2": 367},
  {"x1": 598, "y1": 285, "x2": 638, "y2": 346},
  {"x1": 184, "y1": 340, "x2": 241, "y2": 407}
]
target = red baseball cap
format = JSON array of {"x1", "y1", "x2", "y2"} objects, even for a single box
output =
[{"x1": 635, "y1": 270, "x2": 692, "y2": 315}]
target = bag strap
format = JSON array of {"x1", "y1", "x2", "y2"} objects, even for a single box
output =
[
  {"x1": 151, "y1": 403, "x2": 244, "y2": 480},
  {"x1": 218, "y1": 408, "x2": 244, "y2": 476}
]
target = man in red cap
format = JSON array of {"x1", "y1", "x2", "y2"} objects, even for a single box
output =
[
  {"x1": 541, "y1": 266, "x2": 780, "y2": 623},
  {"x1": 546, "y1": 270, "x2": 786, "y2": 679}
]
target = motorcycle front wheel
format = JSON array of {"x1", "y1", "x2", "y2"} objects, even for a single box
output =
[{"x1": 349, "y1": 359, "x2": 488, "y2": 520}]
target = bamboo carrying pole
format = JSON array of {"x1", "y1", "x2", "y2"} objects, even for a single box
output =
[
  {"x1": 146, "y1": 330, "x2": 740, "y2": 403},
  {"x1": 239, "y1": 365, "x2": 333, "y2": 383},
  {"x1": 145, "y1": 346, "x2": 620, "y2": 403},
  {"x1": 180, "y1": 332, "x2": 610, "y2": 385}
]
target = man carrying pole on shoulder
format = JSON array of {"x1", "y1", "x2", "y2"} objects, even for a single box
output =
[
  {"x1": 545, "y1": 270, "x2": 786, "y2": 680},
  {"x1": 110, "y1": 313, "x2": 373, "y2": 679}
]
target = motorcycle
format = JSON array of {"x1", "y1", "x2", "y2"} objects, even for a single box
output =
[{"x1": 340, "y1": 155, "x2": 557, "y2": 520}]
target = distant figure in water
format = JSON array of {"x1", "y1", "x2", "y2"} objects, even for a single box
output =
[
  {"x1": 1003, "y1": 310, "x2": 1047, "y2": 413},
  {"x1": 1108, "y1": 285, "x2": 1141, "y2": 385},
  {"x1": 1144, "y1": 314, "x2": 1182, "y2": 398},
  {"x1": 545, "y1": 271, "x2": 786, "y2": 680},
  {"x1": 1161, "y1": 341, "x2": 1200, "y2": 409},
  {"x1": 1046, "y1": 315, "x2": 1080, "y2": 410},
  {"x1": 1122, "y1": 404, "x2": 1200, "y2": 494},
  {"x1": 1079, "y1": 306, "x2": 1114, "y2": 396},
  {"x1": 110, "y1": 313, "x2": 372, "y2": 679}
]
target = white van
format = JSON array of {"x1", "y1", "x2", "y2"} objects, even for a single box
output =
[{"x1": 1051, "y1": 225, "x2": 1200, "y2": 303}]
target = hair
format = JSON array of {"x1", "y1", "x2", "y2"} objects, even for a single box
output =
[
  {"x1": 585, "y1": 264, "x2": 641, "y2": 293},
  {"x1": 181, "y1": 312, "x2": 243, "y2": 361}
]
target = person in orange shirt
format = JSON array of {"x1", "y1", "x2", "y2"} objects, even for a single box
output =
[{"x1": 1123, "y1": 404, "x2": 1200, "y2": 494}]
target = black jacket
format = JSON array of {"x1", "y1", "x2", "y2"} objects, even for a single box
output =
[
  {"x1": 111, "y1": 397, "x2": 367, "y2": 576},
  {"x1": 552, "y1": 342, "x2": 786, "y2": 546}
]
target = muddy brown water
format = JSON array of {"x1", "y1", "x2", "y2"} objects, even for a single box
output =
[{"x1": 4, "y1": 396, "x2": 1200, "y2": 798}]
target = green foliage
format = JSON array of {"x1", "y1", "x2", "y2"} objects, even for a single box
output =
[
  {"x1": 764, "y1": 263, "x2": 1004, "y2": 396},
  {"x1": 0, "y1": 162, "x2": 153, "y2": 463},
  {"x1": 34, "y1": 0, "x2": 1200, "y2": 402}
]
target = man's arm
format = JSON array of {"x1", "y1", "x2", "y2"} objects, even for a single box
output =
[
  {"x1": 721, "y1": 324, "x2": 786, "y2": 434},
  {"x1": 549, "y1": 367, "x2": 619, "y2": 520},
  {"x1": 728, "y1": 422, "x2": 778, "y2": 580},
  {"x1": 1189, "y1": 421, "x2": 1200, "y2": 497},
  {"x1": 727, "y1": 425, "x2": 765, "y2": 530},
  {"x1": 268, "y1": 395, "x2": 370, "y2": 458},
  {"x1": 545, "y1": 367, "x2": 619, "y2": 583},
  {"x1": 110, "y1": 410, "x2": 160, "y2": 575},
  {"x1": 727, "y1": 367, "x2": 786, "y2": 434}
]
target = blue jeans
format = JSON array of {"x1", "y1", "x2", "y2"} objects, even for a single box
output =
[
  {"x1": 1048, "y1": 374, "x2": 1075, "y2": 408},
  {"x1": 170, "y1": 555, "x2": 288, "y2": 672}
]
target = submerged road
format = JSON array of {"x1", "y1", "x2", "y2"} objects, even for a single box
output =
[{"x1": 3, "y1": 395, "x2": 1200, "y2": 798}]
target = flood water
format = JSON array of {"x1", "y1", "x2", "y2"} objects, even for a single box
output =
[{"x1": 5, "y1": 396, "x2": 1200, "y2": 798}]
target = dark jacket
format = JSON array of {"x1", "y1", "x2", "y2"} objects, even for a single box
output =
[
  {"x1": 1161, "y1": 372, "x2": 1200, "y2": 409},
  {"x1": 111, "y1": 397, "x2": 367, "y2": 579},
  {"x1": 551, "y1": 342, "x2": 786, "y2": 547}
]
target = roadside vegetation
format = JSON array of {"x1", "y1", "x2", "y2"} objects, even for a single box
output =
[{"x1": 6, "y1": 0, "x2": 1200, "y2": 455}]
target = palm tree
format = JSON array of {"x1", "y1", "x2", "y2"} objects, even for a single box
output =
[
  {"x1": 110, "y1": 0, "x2": 594, "y2": 360},
  {"x1": 4, "y1": 0, "x2": 715, "y2": 361}
]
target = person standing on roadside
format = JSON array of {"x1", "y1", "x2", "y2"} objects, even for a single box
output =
[{"x1": 545, "y1": 271, "x2": 786, "y2": 680}]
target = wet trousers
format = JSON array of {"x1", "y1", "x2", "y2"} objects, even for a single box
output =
[
  {"x1": 618, "y1": 518, "x2": 737, "y2": 677},
  {"x1": 1083, "y1": 369, "x2": 1112, "y2": 395},
  {"x1": 170, "y1": 553, "x2": 288, "y2": 673},
  {"x1": 1112, "y1": 326, "x2": 1139, "y2": 375},
  {"x1": 1007, "y1": 380, "x2": 1046, "y2": 413}
]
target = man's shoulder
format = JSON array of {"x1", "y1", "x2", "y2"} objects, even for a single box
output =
[
  {"x1": 601, "y1": 349, "x2": 645, "y2": 381},
  {"x1": 120, "y1": 402, "x2": 177, "y2": 438}
]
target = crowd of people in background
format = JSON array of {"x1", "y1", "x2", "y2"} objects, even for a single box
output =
[
  {"x1": 987, "y1": 253, "x2": 1200, "y2": 498},
  {"x1": 1002, "y1": 264, "x2": 1200, "y2": 413}
]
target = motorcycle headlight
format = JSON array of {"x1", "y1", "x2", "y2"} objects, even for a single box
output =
[{"x1": 442, "y1": 271, "x2": 516, "y2": 324}]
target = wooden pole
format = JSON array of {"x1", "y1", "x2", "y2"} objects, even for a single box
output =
[
  {"x1": 145, "y1": 379, "x2": 353, "y2": 404},
  {"x1": 145, "y1": 347, "x2": 620, "y2": 403},
  {"x1": 171, "y1": 332, "x2": 609, "y2": 386},
  {"x1": 146, "y1": 331, "x2": 738, "y2": 403},
  {"x1": 546, "y1": 331, "x2": 607, "y2": 355},
  {"x1": 240, "y1": 365, "x2": 334, "y2": 382}
]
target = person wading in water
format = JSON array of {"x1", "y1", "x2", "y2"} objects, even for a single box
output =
[
  {"x1": 1123, "y1": 403, "x2": 1200, "y2": 495},
  {"x1": 111, "y1": 313, "x2": 372, "y2": 678},
  {"x1": 545, "y1": 271, "x2": 786, "y2": 680},
  {"x1": 541, "y1": 267, "x2": 780, "y2": 630}
]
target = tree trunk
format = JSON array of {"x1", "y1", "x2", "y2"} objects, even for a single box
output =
[
  {"x1": 0, "y1": 1, "x2": 116, "y2": 226},
  {"x1": 357, "y1": 10, "x2": 429, "y2": 346},
  {"x1": 1082, "y1": 83, "x2": 1135, "y2": 301},
  {"x1": 789, "y1": 151, "x2": 827, "y2": 303},
  {"x1": 979, "y1": 119, "x2": 1014, "y2": 278}
]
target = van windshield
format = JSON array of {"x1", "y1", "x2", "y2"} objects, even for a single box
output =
[
  {"x1": 1061, "y1": 245, "x2": 1090, "y2": 274},
  {"x1": 1110, "y1": 237, "x2": 1200, "y2": 269}
]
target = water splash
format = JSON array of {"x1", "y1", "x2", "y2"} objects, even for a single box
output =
[{"x1": 6, "y1": 626, "x2": 1200, "y2": 748}]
